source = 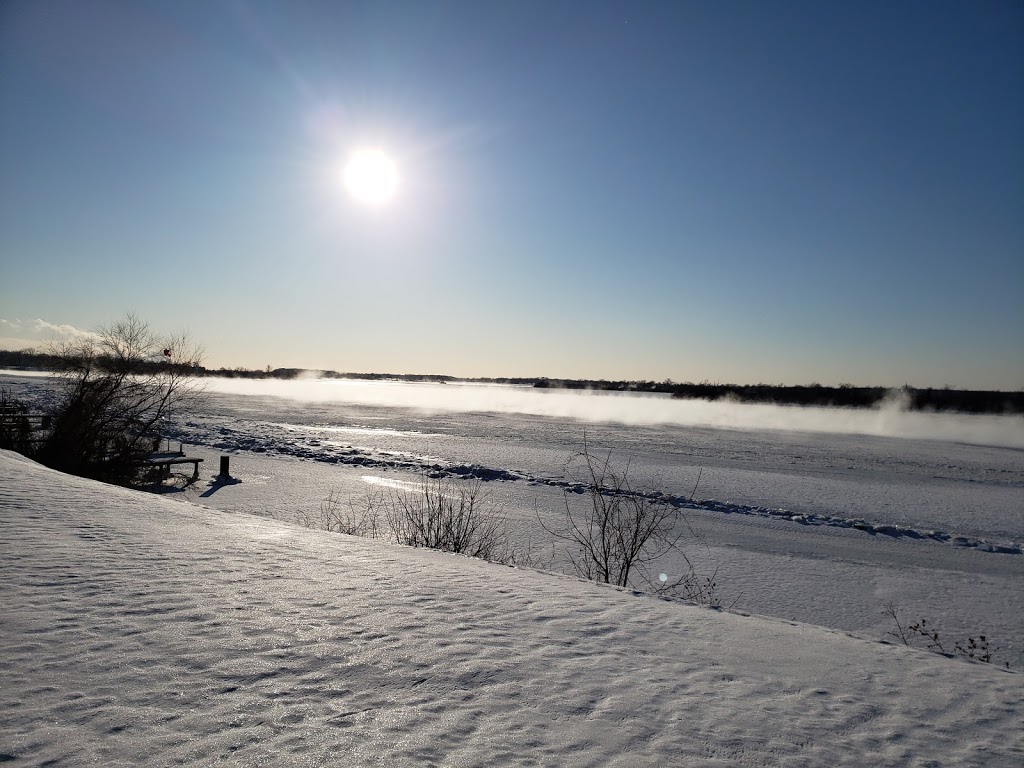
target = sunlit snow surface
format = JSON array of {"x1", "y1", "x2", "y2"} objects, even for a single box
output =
[
  {"x1": 2, "y1": 450, "x2": 1023, "y2": 766},
  {"x1": 3, "y1": 373, "x2": 1023, "y2": 667}
]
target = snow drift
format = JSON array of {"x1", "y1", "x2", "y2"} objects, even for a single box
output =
[{"x1": 1, "y1": 450, "x2": 1022, "y2": 766}]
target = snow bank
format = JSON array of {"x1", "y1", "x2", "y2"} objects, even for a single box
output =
[{"x1": 1, "y1": 450, "x2": 1021, "y2": 766}]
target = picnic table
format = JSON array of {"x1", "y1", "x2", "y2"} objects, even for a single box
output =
[{"x1": 144, "y1": 450, "x2": 203, "y2": 481}]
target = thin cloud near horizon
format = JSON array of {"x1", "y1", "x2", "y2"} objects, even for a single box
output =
[{"x1": 0, "y1": 318, "x2": 98, "y2": 350}]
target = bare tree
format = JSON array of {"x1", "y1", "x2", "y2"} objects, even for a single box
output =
[
  {"x1": 541, "y1": 439, "x2": 718, "y2": 604},
  {"x1": 39, "y1": 313, "x2": 203, "y2": 483}
]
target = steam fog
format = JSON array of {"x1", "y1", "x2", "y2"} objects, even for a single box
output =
[{"x1": 202, "y1": 377, "x2": 1024, "y2": 449}]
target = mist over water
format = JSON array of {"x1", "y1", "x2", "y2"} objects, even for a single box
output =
[{"x1": 203, "y1": 378, "x2": 1024, "y2": 449}]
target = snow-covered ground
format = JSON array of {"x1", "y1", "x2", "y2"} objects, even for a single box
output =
[
  {"x1": 3, "y1": 372, "x2": 1023, "y2": 671},
  {"x1": 2, "y1": 449, "x2": 1022, "y2": 766}
]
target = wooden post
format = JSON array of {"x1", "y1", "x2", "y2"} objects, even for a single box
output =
[{"x1": 219, "y1": 456, "x2": 230, "y2": 478}]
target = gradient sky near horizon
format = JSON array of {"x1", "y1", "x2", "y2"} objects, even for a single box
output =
[{"x1": 1, "y1": 0, "x2": 1022, "y2": 389}]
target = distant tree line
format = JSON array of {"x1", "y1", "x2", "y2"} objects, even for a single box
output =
[
  {"x1": 3, "y1": 349, "x2": 1021, "y2": 414},
  {"x1": 664, "y1": 381, "x2": 1024, "y2": 414}
]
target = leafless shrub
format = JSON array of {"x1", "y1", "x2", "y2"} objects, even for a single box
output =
[
  {"x1": 316, "y1": 488, "x2": 383, "y2": 537},
  {"x1": 884, "y1": 603, "x2": 1008, "y2": 668},
  {"x1": 540, "y1": 438, "x2": 718, "y2": 605},
  {"x1": 493, "y1": 537, "x2": 557, "y2": 570},
  {"x1": 375, "y1": 477, "x2": 508, "y2": 560},
  {"x1": 662, "y1": 566, "x2": 721, "y2": 607},
  {"x1": 310, "y1": 476, "x2": 515, "y2": 563}
]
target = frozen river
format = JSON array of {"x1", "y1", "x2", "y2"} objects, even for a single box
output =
[{"x1": 175, "y1": 378, "x2": 1024, "y2": 541}]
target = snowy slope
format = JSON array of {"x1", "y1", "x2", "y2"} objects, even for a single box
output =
[{"x1": 1, "y1": 450, "x2": 1022, "y2": 767}]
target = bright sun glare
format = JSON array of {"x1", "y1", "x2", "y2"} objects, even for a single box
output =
[{"x1": 343, "y1": 149, "x2": 399, "y2": 204}]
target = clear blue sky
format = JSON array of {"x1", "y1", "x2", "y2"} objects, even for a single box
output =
[{"x1": 1, "y1": 0, "x2": 1022, "y2": 388}]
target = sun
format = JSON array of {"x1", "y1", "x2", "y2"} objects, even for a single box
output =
[{"x1": 343, "y1": 149, "x2": 399, "y2": 204}]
